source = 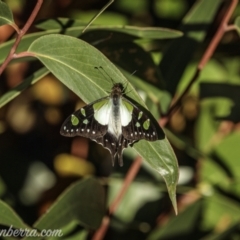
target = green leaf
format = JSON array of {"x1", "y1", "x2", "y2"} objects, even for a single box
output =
[
  {"x1": 147, "y1": 200, "x2": 203, "y2": 240},
  {"x1": 27, "y1": 34, "x2": 178, "y2": 212},
  {"x1": 0, "y1": 67, "x2": 49, "y2": 108},
  {"x1": 91, "y1": 40, "x2": 166, "y2": 88},
  {"x1": 0, "y1": 32, "x2": 44, "y2": 64},
  {"x1": 234, "y1": 16, "x2": 240, "y2": 36},
  {"x1": 202, "y1": 222, "x2": 240, "y2": 240},
  {"x1": 122, "y1": 69, "x2": 171, "y2": 115},
  {"x1": 182, "y1": 0, "x2": 222, "y2": 40},
  {"x1": 33, "y1": 178, "x2": 105, "y2": 229},
  {"x1": 159, "y1": 0, "x2": 223, "y2": 96},
  {"x1": 22, "y1": 178, "x2": 104, "y2": 240},
  {"x1": 202, "y1": 191, "x2": 240, "y2": 231},
  {"x1": 0, "y1": 0, "x2": 14, "y2": 26},
  {"x1": 0, "y1": 199, "x2": 30, "y2": 229},
  {"x1": 0, "y1": 18, "x2": 182, "y2": 64},
  {"x1": 108, "y1": 178, "x2": 163, "y2": 223},
  {"x1": 28, "y1": 34, "x2": 146, "y2": 106},
  {"x1": 134, "y1": 139, "x2": 178, "y2": 213},
  {"x1": 35, "y1": 18, "x2": 183, "y2": 39}
]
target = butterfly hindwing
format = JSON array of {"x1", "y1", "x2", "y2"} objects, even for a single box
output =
[
  {"x1": 60, "y1": 97, "x2": 110, "y2": 139},
  {"x1": 94, "y1": 133, "x2": 130, "y2": 166},
  {"x1": 121, "y1": 97, "x2": 164, "y2": 144}
]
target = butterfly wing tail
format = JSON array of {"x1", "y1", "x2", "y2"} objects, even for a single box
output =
[
  {"x1": 113, "y1": 152, "x2": 123, "y2": 167},
  {"x1": 114, "y1": 136, "x2": 130, "y2": 166},
  {"x1": 96, "y1": 134, "x2": 127, "y2": 166}
]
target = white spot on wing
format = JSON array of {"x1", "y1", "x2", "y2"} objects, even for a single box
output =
[
  {"x1": 87, "y1": 129, "x2": 90, "y2": 132},
  {"x1": 153, "y1": 131, "x2": 156, "y2": 136},
  {"x1": 81, "y1": 129, "x2": 84, "y2": 131},
  {"x1": 92, "y1": 131, "x2": 95, "y2": 134}
]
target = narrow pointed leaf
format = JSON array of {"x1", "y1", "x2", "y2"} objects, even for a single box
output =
[
  {"x1": 35, "y1": 18, "x2": 183, "y2": 39},
  {"x1": 33, "y1": 178, "x2": 105, "y2": 230},
  {"x1": 148, "y1": 200, "x2": 203, "y2": 240},
  {"x1": 0, "y1": 199, "x2": 31, "y2": 229},
  {"x1": 160, "y1": 0, "x2": 223, "y2": 96},
  {"x1": 0, "y1": 67, "x2": 49, "y2": 108},
  {"x1": 234, "y1": 16, "x2": 240, "y2": 36},
  {"x1": 135, "y1": 139, "x2": 178, "y2": 213},
  {"x1": 21, "y1": 178, "x2": 105, "y2": 240}
]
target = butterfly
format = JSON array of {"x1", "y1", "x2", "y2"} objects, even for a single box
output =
[{"x1": 60, "y1": 82, "x2": 165, "y2": 166}]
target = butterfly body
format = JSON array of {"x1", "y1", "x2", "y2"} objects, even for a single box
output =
[{"x1": 60, "y1": 83, "x2": 165, "y2": 166}]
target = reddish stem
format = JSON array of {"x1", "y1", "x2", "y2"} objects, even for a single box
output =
[
  {"x1": 0, "y1": 0, "x2": 43, "y2": 75},
  {"x1": 164, "y1": 0, "x2": 238, "y2": 121},
  {"x1": 92, "y1": 156, "x2": 142, "y2": 240},
  {"x1": 109, "y1": 156, "x2": 142, "y2": 215},
  {"x1": 13, "y1": 51, "x2": 36, "y2": 59}
]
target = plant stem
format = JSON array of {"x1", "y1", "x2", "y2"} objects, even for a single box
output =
[
  {"x1": 0, "y1": 0, "x2": 43, "y2": 76},
  {"x1": 92, "y1": 156, "x2": 142, "y2": 240},
  {"x1": 163, "y1": 0, "x2": 238, "y2": 121}
]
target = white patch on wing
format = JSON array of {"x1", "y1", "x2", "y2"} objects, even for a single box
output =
[
  {"x1": 120, "y1": 99, "x2": 132, "y2": 126},
  {"x1": 94, "y1": 100, "x2": 111, "y2": 125}
]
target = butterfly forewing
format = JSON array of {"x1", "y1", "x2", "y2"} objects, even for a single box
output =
[
  {"x1": 121, "y1": 98, "x2": 164, "y2": 143},
  {"x1": 60, "y1": 97, "x2": 110, "y2": 139}
]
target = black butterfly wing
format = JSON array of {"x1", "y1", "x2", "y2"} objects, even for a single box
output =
[
  {"x1": 121, "y1": 97, "x2": 165, "y2": 144},
  {"x1": 60, "y1": 97, "x2": 110, "y2": 139}
]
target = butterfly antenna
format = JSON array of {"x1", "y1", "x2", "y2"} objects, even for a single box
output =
[
  {"x1": 131, "y1": 70, "x2": 137, "y2": 76},
  {"x1": 123, "y1": 69, "x2": 137, "y2": 94},
  {"x1": 95, "y1": 66, "x2": 115, "y2": 85}
]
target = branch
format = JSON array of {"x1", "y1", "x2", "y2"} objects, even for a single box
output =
[
  {"x1": 92, "y1": 156, "x2": 142, "y2": 240},
  {"x1": 0, "y1": 0, "x2": 43, "y2": 76},
  {"x1": 162, "y1": 0, "x2": 238, "y2": 122}
]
